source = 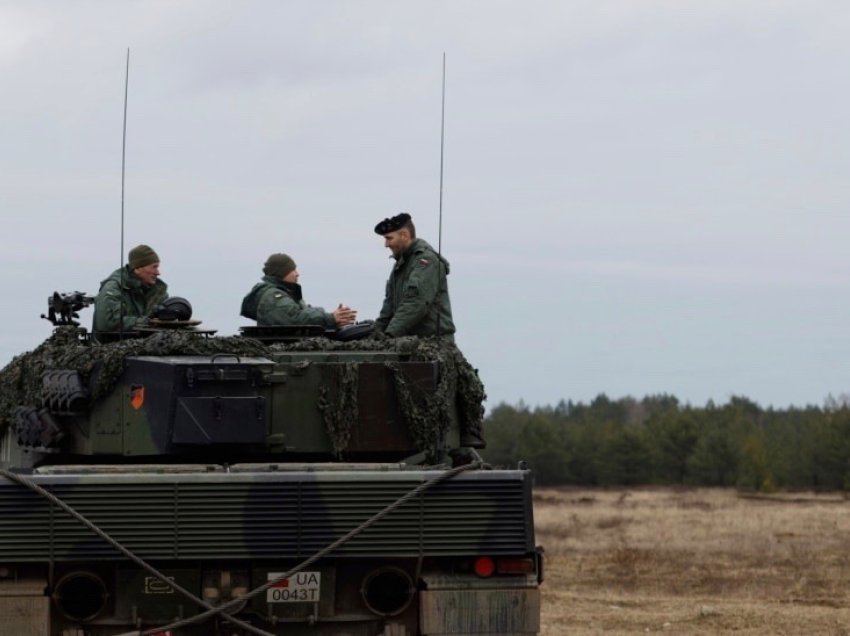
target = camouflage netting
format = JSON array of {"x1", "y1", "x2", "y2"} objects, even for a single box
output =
[
  {"x1": 316, "y1": 362, "x2": 360, "y2": 456},
  {"x1": 0, "y1": 328, "x2": 267, "y2": 435},
  {"x1": 281, "y1": 337, "x2": 487, "y2": 459},
  {"x1": 0, "y1": 329, "x2": 486, "y2": 457}
]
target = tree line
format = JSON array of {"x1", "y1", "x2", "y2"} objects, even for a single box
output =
[{"x1": 481, "y1": 394, "x2": 850, "y2": 491}]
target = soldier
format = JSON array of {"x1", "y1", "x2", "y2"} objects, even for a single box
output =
[
  {"x1": 374, "y1": 213, "x2": 455, "y2": 339},
  {"x1": 241, "y1": 253, "x2": 357, "y2": 327},
  {"x1": 92, "y1": 244, "x2": 168, "y2": 336}
]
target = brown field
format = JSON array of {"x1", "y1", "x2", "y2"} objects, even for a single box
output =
[{"x1": 535, "y1": 487, "x2": 850, "y2": 635}]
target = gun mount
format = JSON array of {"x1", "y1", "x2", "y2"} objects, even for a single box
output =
[{"x1": 40, "y1": 290, "x2": 94, "y2": 326}]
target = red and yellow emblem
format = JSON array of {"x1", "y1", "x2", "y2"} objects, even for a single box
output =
[{"x1": 130, "y1": 386, "x2": 145, "y2": 410}]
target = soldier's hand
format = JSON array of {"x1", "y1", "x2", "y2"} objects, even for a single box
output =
[{"x1": 333, "y1": 304, "x2": 357, "y2": 327}]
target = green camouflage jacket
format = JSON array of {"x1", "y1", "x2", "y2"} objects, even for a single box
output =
[
  {"x1": 376, "y1": 238, "x2": 455, "y2": 338},
  {"x1": 92, "y1": 266, "x2": 168, "y2": 334},
  {"x1": 240, "y1": 276, "x2": 336, "y2": 328}
]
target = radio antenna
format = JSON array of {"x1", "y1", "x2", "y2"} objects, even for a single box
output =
[
  {"x1": 436, "y1": 53, "x2": 446, "y2": 338},
  {"x1": 119, "y1": 48, "x2": 129, "y2": 340},
  {"x1": 438, "y1": 53, "x2": 446, "y2": 259}
]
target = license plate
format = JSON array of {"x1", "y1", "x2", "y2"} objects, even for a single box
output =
[{"x1": 267, "y1": 571, "x2": 321, "y2": 603}]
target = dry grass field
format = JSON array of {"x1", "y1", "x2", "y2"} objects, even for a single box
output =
[{"x1": 535, "y1": 487, "x2": 850, "y2": 635}]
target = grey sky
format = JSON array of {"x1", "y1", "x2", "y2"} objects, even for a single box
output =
[{"x1": 1, "y1": 1, "x2": 849, "y2": 409}]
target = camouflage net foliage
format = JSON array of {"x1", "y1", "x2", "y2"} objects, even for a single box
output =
[
  {"x1": 0, "y1": 328, "x2": 267, "y2": 434},
  {"x1": 0, "y1": 329, "x2": 486, "y2": 457},
  {"x1": 0, "y1": 327, "x2": 85, "y2": 434},
  {"x1": 316, "y1": 362, "x2": 360, "y2": 456},
  {"x1": 271, "y1": 336, "x2": 486, "y2": 459}
]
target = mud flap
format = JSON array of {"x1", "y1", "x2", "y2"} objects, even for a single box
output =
[
  {"x1": 0, "y1": 578, "x2": 49, "y2": 636},
  {"x1": 419, "y1": 575, "x2": 540, "y2": 635}
]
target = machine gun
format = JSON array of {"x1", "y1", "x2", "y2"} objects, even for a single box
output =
[{"x1": 41, "y1": 291, "x2": 94, "y2": 326}]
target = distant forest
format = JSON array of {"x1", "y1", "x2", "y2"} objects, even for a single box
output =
[{"x1": 480, "y1": 395, "x2": 850, "y2": 491}]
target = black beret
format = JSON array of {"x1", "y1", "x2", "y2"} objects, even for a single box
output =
[{"x1": 374, "y1": 212, "x2": 412, "y2": 235}]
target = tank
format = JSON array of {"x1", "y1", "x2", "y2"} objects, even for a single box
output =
[{"x1": 0, "y1": 294, "x2": 542, "y2": 636}]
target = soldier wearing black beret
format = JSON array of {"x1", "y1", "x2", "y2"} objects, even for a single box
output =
[
  {"x1": 373, "y1": 213, "x2": 455, "y2": 339},
  {"x1": 373, "y1": 212, "x2": 413, "y2": 236}
]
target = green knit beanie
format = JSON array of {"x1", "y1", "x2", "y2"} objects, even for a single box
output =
[
  {"x1": 263, "y1": 253, "x2": 296, "y2": 279},
  {"x1": 128, "y1": 244, "x2": 160, "y2": 269}
]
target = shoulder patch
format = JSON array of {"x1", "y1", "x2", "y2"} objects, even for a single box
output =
[
  {"x1": 273, "y1": 292, "x2": 284, "y2": 299},
  {"x1": 418, "y1": 258, "x2": 431, "y2": 268}
]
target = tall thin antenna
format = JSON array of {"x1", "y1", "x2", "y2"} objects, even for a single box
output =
[
  {"x1": 119, "y1": 48, "x2": 129, "y2": 339},
  {"x1": 436, "y1": 53, "x2": 446, "y2": 338},
  {"x1": 438, "y1": 52, "x2": 446, "y2": 259}
]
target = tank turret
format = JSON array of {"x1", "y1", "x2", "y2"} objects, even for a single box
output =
[{"x1": 1, "y1": 294, "x2": 486, "y2": 470}]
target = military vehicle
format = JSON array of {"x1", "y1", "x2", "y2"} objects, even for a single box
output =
[{"x1": 0, "y1": 293, "x2": 542, "y2": 636}]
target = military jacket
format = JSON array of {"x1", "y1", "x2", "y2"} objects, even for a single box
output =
[
  {"x1": 376, "y1": 238, "x2": 455, "y2": 338},
  {"x1": 240, "y1": 276, "x2": 336, "y2": 328},
  {"x1": 92, "y1": 266, "x2": 168, "y2": 334}
]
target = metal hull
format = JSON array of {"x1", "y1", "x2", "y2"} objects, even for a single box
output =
[{"x1": 0, "y1": 466, "x2": 540, "y2": 635}]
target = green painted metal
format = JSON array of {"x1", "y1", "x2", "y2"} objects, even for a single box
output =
[{"x1": 0, "y1": 330, "x2": 539, "y2": 635}]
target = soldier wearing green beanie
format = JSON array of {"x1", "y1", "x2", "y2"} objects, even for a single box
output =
[
  {"x1": 127, "y1": 244, "x2": 160, "y2": 270},
  {"x1": 241, "y1": 253, "x2": 357, "y2": 328},
  {"x1": 92, "y1": 244, "x2": 168, "y2": 338}
]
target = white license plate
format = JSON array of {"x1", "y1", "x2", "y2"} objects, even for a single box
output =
[{"x1": 266, "y1": 571, "x2": 321, "y2": 603}]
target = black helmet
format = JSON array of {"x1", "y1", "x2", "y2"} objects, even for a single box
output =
[{"x1": 154, "y1": 297, "x2": 193, "y2": 321}]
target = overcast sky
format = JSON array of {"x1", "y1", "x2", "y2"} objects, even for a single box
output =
[{"x1": 2, "y1": 1, "x2": 849, "y2": 410}]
